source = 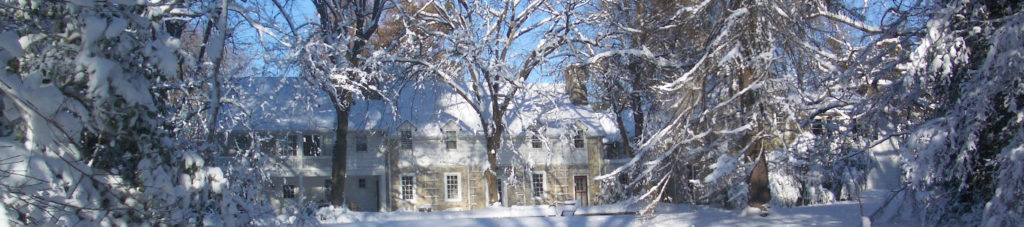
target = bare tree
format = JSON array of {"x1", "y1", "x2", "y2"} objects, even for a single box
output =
[
  {"x1": 309, "y1": 0, "x2": 389, "y2": 206},
  {"x1": 396, "y1": 0, "x2": 587, "y2": 204}
]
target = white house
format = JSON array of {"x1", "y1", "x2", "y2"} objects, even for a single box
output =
[{"x1": 220, "y1": 77, "x2": 620, "y2": 212}]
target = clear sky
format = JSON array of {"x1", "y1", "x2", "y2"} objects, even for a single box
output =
[
  {"x1": 231, "y1": 0, "x2": 569, "y2": 84},
  {"x1": 232, "y1": 0, "x2": 901, "y2": 84}
]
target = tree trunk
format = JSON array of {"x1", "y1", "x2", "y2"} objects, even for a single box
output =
[
  {"x1": 614, "y1": 105, "x2": 634, "y2": 157},
  {"x1": 312, "y1": 0, "x2": 384, "y2": 208},
  {"x1": 485, "y1": 123, "x2": 504, "y2": 205},
  {"x1": 329, "y1": 90, "x2": 352, "y2": 206},
  {"x1": 739, "y1": 65, "x2": 769, "y2": 210},
  {"x1": 747, "y1": 146, "x2": 770, "y2": 210},
  {"x1": 629, "y1": 64, "x2": 645, "y2": 141}
]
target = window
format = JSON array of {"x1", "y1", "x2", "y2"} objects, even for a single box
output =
[
  {"x1": 574, "y1": 176, "x2": 588, "y2": 192},
  {"x1": 283, "y1": 185, "x2": 296, "y2": 199},
  {"x1": 811, "y1": 120, "x2": 825, "y2": 135},
  {"x1": 358, "y1": 178, "x2": 366, "y2": 188},
  {"x1": 574, "y1": 176, "x2": 589, "y2": 206},
  {"x1": 280, "y1": 135, "x2": 298, "y2": 156},
  {"x1": 400, "y1": 175, "x2": 414, "y2": 200},
  {"x1": 497, "y1": 178, "x2": 504, "y2": 204},
  {"x1": 531, "y1": 135, "x2": 542, "y2": 148},
  {"x1": 401, "y1": 130, "x2": 413, "y2": 149},
  {"x1": 259, "y1": 137, "x2": 277, "y2": 155},
  {"x1": 234, "y1": 135, "x2": 252, "y2": 151},
  {"x1": 573, "y1": 130, "x2": 585, "y2": 149},
  {"x1": 356, "y1": 134, "x2": 368, "y2": 152},
  {"x1": 444, "y1": 130, "x2": 457, "y2": 149},
  {"x1": 445, "y1": 173, "x2": 461, "y2": 201},
  {"x1": 531, "y1": 173, "x2": 544, "y2": 198},
  {"x1": 303, "y1": 135, "x2": 321, "y2": 156}
]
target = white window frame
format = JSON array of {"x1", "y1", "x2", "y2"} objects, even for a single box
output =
[
  {"x1": 531, "y1": 172, "x2": 545, "y2": 199},
  {"x1": 444, "y1": 172, "x2": 462, "y2": 201},
  {"x1": 280, "y1": 134, "x2": 298, "y2": 156},
  {"x1": 531, "y1": 135, "x2": 543, "y2": 148},
  {"x1": 258, "y1": 134, "x2": 277, "y2": 156},
  {"x1": 444, "y1": 130, "x2": 457, "y2": 150},
  {"x1": 400, "y1": 174, "x2": 415, "y2": 201},
  {"x1": 573, "y1": 130, "x2": 585, "y2": 149},
  {"x1": 400, "y1": 130, "x2": 413, "y2": 150},
  {"x1": 442, "y1": 121, "x2": 460, "y2": 150}
]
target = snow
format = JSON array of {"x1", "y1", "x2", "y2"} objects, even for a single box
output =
[
  {"x1": 104, "y1": 18, "x2": 127, "y2": 39},
  {"x1": 0, "y1": 138, "x2": 30, "y2": 186},
  {"x1": 348, "y1": 81, "x2": 483, "y2": 136},
  {"x1": 718, "y1": 46, "x2": 742, "y2": 67},
  {"x1": 0, "y1": 202, "x2": 7, "y2": 227},
  {"x1": 809, "y1": 11, "x2": 882, "y2": 33},
  {"x1": 587, "y1": 47, "x2": 681, "y2": 68},
  {"x1": 83, "y1": 16, "x2": 106, "y2": 44},
  {"x1": 318, "y1": 206, "x2": 560, "y2": 223},
  {"x1": 505, "y1": 83, "x2": 619, "y2": 137},
  {"x1": 220, "y1": 77, "x2": 336, "y2": 131},
  {"x1": 738, "y1": 205, "x2": 765, "y2": 217},
  {"x1": 320, "y1": 190, "x2": 917, "y2": 227},
  {"x1": 703, "y1": 154, "x2": 738, "y2": 183},
  {"x1": 865, "y1": 138, "x2": 901, "y2": 190},
  {"x1": 0, "y1": 30, "x2": 23, "y2": 57},
  {"x1": 0, "y1": 0, "x2": 1017, "y2": 225},
  {"x1": 228, "y1": 78, "x2": 618, "y2": 137}
]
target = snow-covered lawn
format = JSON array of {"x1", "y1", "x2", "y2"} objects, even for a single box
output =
[{"x1": 320, "y1": 190, "x2": 919, "y2": 227}]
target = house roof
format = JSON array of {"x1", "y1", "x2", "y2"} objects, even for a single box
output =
[
  {"x1": 221, "y1": 77, "x2": 620, "y2": 139},
  {"x1": 504, "y1": 83, "x2": 620, "y2": 138},
  {"x1": 219, "y1": 76, "x2": 335, "y2": 131}
]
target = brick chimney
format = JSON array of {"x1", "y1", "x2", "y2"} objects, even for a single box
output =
[{"x1": 564, "y1": 64, "x2": 588, "y2": 105}]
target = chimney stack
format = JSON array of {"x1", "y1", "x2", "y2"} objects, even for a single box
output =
[{"x1": 564, "y1": 64, "x2": 588, "y2": 105}]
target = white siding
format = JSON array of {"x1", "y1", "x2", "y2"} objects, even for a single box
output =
[{"x1": 346, "y1": 131, "x2": 387, "y2": 176}]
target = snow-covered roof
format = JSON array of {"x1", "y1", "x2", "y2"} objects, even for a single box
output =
[
  {"x1": 348, "y1": 81, "x2": 481, "y2": 136},
  {"x1": 223, "y1": 77, "x2": 619, "y2": 139},
  {"x1": 219, "y1": 77, "x2": 335, "y2": 131},
  {"x1": 504, "y1": 83, "x2": 619, "y2": 138}
]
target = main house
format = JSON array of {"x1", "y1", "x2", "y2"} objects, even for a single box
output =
[{"x1": 219, "y1": 77, "x2": 621, "y2": 212}]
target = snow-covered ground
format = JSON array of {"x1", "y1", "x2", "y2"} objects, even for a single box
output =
[{"x1": 319, "y1": 190, "x2": 919, "y2": 227}]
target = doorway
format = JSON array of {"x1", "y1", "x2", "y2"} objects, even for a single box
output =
[
  {"x1": 573, "y1": 176, "x2": 588, "y2": 206},
  {"x1": 346, "y1": 175, "x2": 380, "y2": 211}
]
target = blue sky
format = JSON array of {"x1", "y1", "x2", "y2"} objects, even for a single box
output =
[
  {"x1": 230, "y1": 0, "x2": 568, "y2": 84},
  {"x1": 235, "y1": 0, "x2": 901, "y2": 84}
]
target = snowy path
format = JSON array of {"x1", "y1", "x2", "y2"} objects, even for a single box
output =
[{"x1": 321, "y1": 190, "x2": 918, "y2": 227}]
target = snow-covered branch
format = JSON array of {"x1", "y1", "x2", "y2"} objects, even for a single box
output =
[{"x1": 809, "y1": 11, "x2": 882, "y2": 34}]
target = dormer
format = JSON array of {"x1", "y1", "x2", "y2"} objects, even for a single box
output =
[
  {"x1": 398, "y1": 121, "x2": 417, "y2": 150},
  {"x1": 528, "y1": 120, "x2": 546, "y2": 133},
  {"x1": 571, "y1": 121, "x2": 590, "y2": 132},
  {"x1": 528, "y1": 121, "x2": 546, "y2": 149},
  {"x1": 571, "y1": 121, "x2": 589, "y2": 149},
  {"x1": 442, "y1": 120, "x2": 460, "y2": 150}
]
